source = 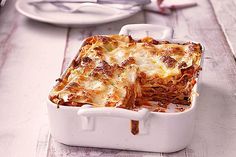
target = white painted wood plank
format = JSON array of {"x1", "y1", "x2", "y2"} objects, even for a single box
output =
[
  {"x1": 48, "y1": 137, "x2": 163, "y2": 157},
  {"x1": 209, "y1": 0, "x2": 236, "y2": 57},
  {"x1": 36, "y1": 125, "x2": 50, "y2": 157},
  {"x1": 0, "y1": 1, "x2": 67, "y2": 157}
]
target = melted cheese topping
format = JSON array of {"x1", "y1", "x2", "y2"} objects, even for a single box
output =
[
  {"x1": 80, "y1": 37, "x2": 201, "y2": 78},
  {"x1": 50, "y1": 35, "x2": 202, "y2": 108}
]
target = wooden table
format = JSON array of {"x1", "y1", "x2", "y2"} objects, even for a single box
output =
[{"x1": 1, "y1": 0, "x2": 236, "y2": 156}]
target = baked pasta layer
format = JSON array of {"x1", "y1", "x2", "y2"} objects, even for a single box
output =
[{"x1": 49, "y1": 35, "x2": 202, "y2": 111}]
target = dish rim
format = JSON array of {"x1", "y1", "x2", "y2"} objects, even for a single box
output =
[{"x1": 47, "y1": 35, "x2": 204, "y2": 116}]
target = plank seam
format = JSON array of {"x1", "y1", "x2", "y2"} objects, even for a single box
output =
[
  {"x1": 0, "y1": 13, "x2": 18, "y2": 73},
  {"x1": 60, "y1": 27, "x2": 71, "y2": 74},
  {"x1": 208, "y1": 0, "x2": 236, "y2": 61}
]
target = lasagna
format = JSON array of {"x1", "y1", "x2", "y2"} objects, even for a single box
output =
[{"x1": 49, "y1": 35, "x2": 202, "y2": 112}]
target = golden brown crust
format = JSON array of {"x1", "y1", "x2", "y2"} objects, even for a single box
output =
[
  {"x1": 49, "y1": 35, "x2": 202, "y2": 111},
  {"x1": 160, "y1": 56, "x2": 177, "y2": 68}
]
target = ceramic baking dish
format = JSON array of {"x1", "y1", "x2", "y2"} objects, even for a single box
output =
[{"x1": 47, "y1": 24, "x2": 203, "y2": 153}]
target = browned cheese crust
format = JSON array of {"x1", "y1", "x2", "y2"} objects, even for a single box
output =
[{"x1": 49, "y1": 35, "x2": 202, "y2": 111}]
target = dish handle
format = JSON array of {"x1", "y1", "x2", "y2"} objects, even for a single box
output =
[
  {"x1": 77, "y1": 105, "x2": 150, "y2": 131},
  {"x1": 78, "y1": 105, "x2": 150, "y2": 120},
  {"x1": 119, "y1": 24, "x2": 173, "y2": 40}
]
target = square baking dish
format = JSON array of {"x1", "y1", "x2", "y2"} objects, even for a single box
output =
[{"x1": 47, "y1": 24, "x2": 203, "y2": 153}]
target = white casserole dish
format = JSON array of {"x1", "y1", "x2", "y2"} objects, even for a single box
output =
[{"x1": 47, "y1": 24, "x2": 203, "y2": 153}]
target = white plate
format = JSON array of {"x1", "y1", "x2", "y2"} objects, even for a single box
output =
[{"x1": 15, "y1": 0, "x2": 142, "y2": 27}]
